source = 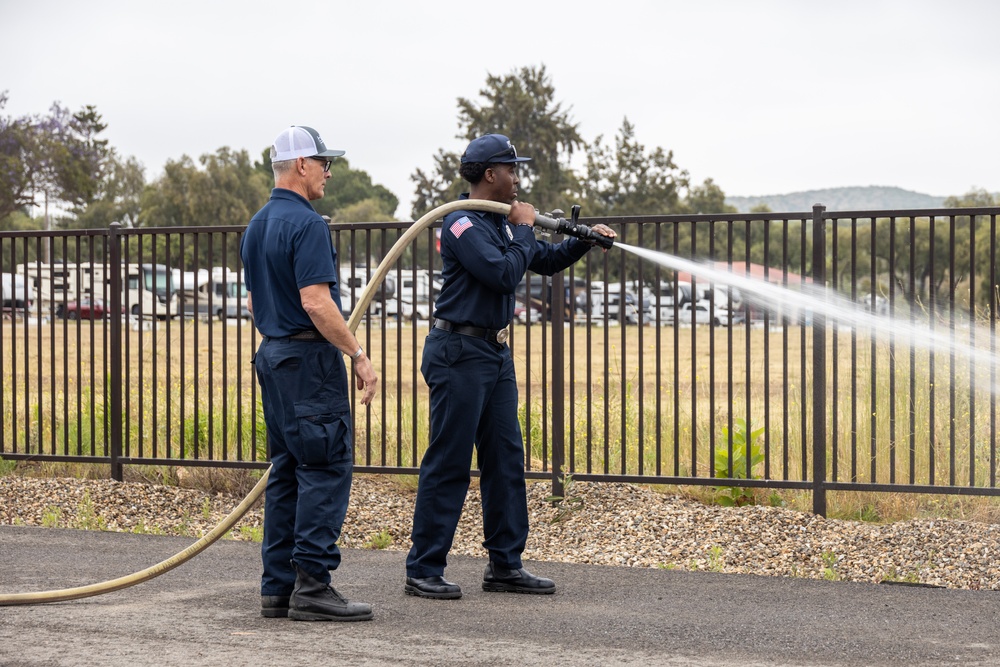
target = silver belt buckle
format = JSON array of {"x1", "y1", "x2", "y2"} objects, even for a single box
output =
[{"x1": 495, "y1": 328, "x2": 509, "y2": 344}]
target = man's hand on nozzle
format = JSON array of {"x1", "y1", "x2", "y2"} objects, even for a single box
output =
[
  {"x1": 589, "y1": 224, "x2": 617, "y2": 251},
  {"x1": 509, "y1": 201, "x2": 536, "y2": 227},
  {"x1": 591, "y1": 224, "x2": 616, "y2": 239}
]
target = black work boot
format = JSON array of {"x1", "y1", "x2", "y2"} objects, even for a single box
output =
[
  {"x1": 482, "y1": 562, "x2": 556, "y2": 594},
  {"x1": 260, "y1": 594, "x2": 290, "y2": 618},
  {"x1": 288, "y1": 563, "x2": 373, "y2": 622},
  {"x1": 404, "y1": 575, "x2": 463, "y2": 599}
]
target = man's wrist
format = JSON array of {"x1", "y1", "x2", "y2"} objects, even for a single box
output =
[{"x1": 350, "y1": 346, "x2": 364, "y2": 360}]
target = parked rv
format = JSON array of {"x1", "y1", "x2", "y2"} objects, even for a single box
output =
[
  {"x1": 175, "y1": 268, "x2": 249, "y2": 320},
  {"x1": 124, "y1": 264, "x2": 178, "y2": 319},
  {"x1": 1, "y1": 272, "x2": 34, "y2": 316},
  {"x1": 15, "y1": 261, "x2": 82, "y2": 310},
  {"x1": 338, "y1": 265, "x2": 390, "y2": 317}
]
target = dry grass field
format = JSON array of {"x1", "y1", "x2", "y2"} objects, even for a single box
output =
[{"x1": 3, "y1": 315, "x2": 1000, "y2": 521}]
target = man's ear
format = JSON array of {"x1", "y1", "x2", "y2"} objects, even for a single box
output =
[{"x1": 483, "y1": 166, "x2": 495, "y2": 183}]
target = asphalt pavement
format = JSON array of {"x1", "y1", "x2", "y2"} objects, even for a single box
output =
[{"x1": 1, "y1": 525, "x2": 998, "y2": 667}]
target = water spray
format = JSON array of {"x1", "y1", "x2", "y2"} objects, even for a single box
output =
[
  {"x1": 616, "y1": 241, "x2": 1000, "y2": 396},
  {"x1": 535, "y1": 204, "x2": 615, "y2": 249}
]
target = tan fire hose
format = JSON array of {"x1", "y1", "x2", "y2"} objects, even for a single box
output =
[{"x1": 0, "y1": 199, "x2": 512, "y2": 606}]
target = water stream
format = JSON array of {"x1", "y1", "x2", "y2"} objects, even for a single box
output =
[{"x1": 615, "y1": 242, "x2": 999, "y2": 394}]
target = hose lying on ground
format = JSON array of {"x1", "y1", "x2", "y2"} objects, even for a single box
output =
[{"x1": 0, "y1": 199, "x2": 512, "y2": 606}]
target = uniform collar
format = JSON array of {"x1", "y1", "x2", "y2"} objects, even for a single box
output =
[
  {"x1": 460, "y1": 192, "x2": 505, "y2": 228},
  {"x1": 271, "y1": 188, "x2": 313, "y2": 207}
]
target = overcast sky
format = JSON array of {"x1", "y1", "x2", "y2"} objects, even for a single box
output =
[{"x1": 3, "y1": 0, "x2": 998, "y2": 218}]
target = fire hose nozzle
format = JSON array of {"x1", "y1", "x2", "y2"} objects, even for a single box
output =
[
  {"x1": 532, "y1": 211, "x2": 563, "y2": 232},
  {"x1": 535, "y1": 206, "x2": 615, "y2": 250}
]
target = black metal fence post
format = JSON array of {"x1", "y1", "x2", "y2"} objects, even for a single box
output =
[
  {"x1": 811, "y1": 205, "x2": 827, "y2": 516},
  {"x1": 551, "y1": 271, "x2": 566, "y2": 500},
  {"x1": 109, "y1": 223, "x2": 123, "y2": 481}
]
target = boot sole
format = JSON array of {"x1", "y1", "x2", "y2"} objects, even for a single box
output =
[
  {"x1": 404, "y1": 584, "x2": 462, "y2": 600},
  {"x1": 260, "y1": 608, "x2": 289, "y2": 618},
  {"x1": 288, "y1": 609, "x2": 373, "y2": 622},
  {"x1": 482, "y1": 582, "x2": 556, "y2": 595}
]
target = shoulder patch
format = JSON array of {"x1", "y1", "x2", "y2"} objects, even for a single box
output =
[{"x1": 449, "y1": 216, "x2": 473, "y2": 239}]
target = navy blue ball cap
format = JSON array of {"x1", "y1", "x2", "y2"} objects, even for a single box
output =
[{"x1": 460, "y1": 134, "x2": 531, "y2": 164}]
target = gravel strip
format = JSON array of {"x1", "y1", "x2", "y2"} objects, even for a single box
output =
[{"x1": 3, "y1": 474, "x2": 999, "y2": 590}]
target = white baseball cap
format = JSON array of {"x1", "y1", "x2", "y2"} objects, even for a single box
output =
[{"x1": 270, "y1": 125, "x2": 345, "y2": 163}]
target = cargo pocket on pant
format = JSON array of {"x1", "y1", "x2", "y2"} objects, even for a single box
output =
[{"x1": 291, "y1": 403, "x2": 352, "y2": 467}]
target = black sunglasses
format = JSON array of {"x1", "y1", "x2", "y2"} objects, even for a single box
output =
[
  {"x1": 309, "y1": 156, "x2": 332, "y2": 172},
  {"x1": 482, "y1": 143, "x2": 518, "y2": 163}
]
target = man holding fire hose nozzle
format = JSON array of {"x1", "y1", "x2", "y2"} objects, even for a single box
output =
[{"x1": 404, "y1": 134, "x2": 616, "y2": 599}]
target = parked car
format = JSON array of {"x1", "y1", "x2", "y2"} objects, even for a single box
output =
[
  {"x1": 677, "y1": 301, "x2": 737, "y2": 327},
  {"x1": 515, "y1": 304, "x2": 542, "y2": 324},
  {"x1": 56, "y1": 296, "x2": 124, "y2": 320},
  {"x1": 581, "y1": 282, "x2": 650, "y2": 325},
  {"x1": 514, "y1": 274, "x2": 588, "y2": 322}
]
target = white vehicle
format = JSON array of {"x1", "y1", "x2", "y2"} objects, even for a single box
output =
[
  {"x1": 124, "y1": 263, "x2": 178, "y2": 319},
  {"x1": 677, "y1": 300, "x2": 740, "y2": 327},
  {"x1": 383, "y1": 269, "x2": 439, "y2": 320},
  {"x1": 515, "y1": 304, "x2": 542, "y2": 324},
  {"x1": 861, "y1": 294, "x2": 890, "y2": 316},
  {"x1": 211, "y1": 275, "x2": 250, "y2": 320},
  {"x1": 16, "y1": 261, "x2": 111, "y2": 316},
  {"x1": 175, "y1": 267, "x2": 249, "y2": 320},
  {"x1": 17, "y1": 261, "x2": 78, "y2": 311},
  {"x1": 338, "y1": 265, "x2": 386, "y2": 317},
  {"x1": 1, "y1": 272, "x2": 34, "y2": 314},
  {"x1": 651, "y1": 280, "x2": 690, "y2": 323},
  {"x1": 581, "y1": 282, "x2": 649, "y2": 324},
  {"x1": 651, "y1": 280, "x2": 741, "y2": 325}
]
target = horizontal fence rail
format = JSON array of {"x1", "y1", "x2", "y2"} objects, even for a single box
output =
[{"x1": 2, "y1": 205, "x2": 1000, "y2": 514}]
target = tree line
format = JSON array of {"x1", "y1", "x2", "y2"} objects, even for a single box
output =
[
  {"x1": 0, "y1": 93, "x2": 398, "y2": 234},
  {"x1": 1, "y1": 66, "x2": 734, "y2": 235},
  {"x1": 2, "y1": 67, "x2": 999, "y2": 309}
]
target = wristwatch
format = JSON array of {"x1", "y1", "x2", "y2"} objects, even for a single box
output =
[{"x1": 351, "y1": 347, "x2": 364, "y2": 360}]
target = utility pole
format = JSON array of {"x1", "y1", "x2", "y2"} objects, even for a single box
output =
[{"x1": 43, "y1": 190, "x2": 50, "y2": 264}]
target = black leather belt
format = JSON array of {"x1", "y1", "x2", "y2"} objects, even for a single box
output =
[
  {"x1": 433, "y1": 318, "x2": 509, "y2": 345},
  {"x1": 290, "y1": 329, "x2": 326, "y2": 341},
  {"x1": 267, "y1": 329, "x2": 327, "y2": 342}
]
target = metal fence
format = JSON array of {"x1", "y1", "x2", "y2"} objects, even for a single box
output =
[{"x1": 2, "y1": 204, "x2": 999, "y2": 515}]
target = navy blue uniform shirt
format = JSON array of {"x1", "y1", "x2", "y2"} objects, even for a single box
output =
[
  {"x1": 433, "y1": 194, "x2": 591, "y2": 329},
  {"x1": 240, "y1": 188, "x2": 342, "y2": 338}
]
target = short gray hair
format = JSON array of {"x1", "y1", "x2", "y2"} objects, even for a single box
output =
[{"x1": 271, "y1": 156, "x2": 295, "y2": 179}]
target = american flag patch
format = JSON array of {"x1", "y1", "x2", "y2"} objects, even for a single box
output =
[{"x1": 449, "y1": 216, "x2": 473, "y2": 238}]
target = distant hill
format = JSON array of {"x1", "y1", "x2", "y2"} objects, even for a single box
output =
[{"x1": 725, "y1": 186, "x2": 946, "y2": 213}]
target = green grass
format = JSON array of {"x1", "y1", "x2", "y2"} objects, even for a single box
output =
[{"x1": 362, "y1": 530, "x2": 393, "y2": 549}]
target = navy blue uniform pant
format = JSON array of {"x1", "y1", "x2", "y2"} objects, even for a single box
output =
[
  {"x1": 406, "y1": 328, "x2": 529, "y2": 578},
  {"x1": 253, "y1": 337, "x2": 353, "y2": 595}
]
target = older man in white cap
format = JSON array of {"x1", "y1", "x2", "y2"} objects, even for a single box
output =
[{"x1": 241, "y1": 125, "x2": 378, "y2": 621}]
